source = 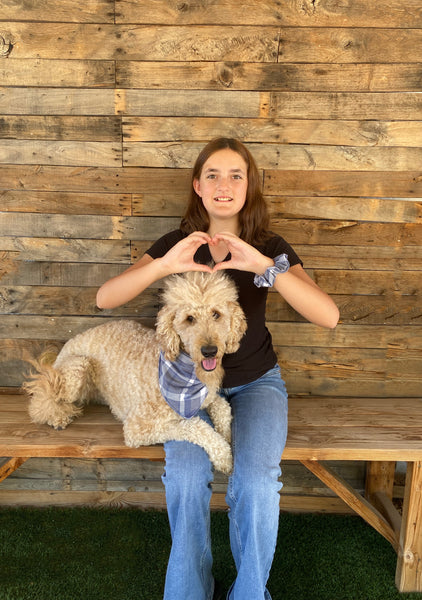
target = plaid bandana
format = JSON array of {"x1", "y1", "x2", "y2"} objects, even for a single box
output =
[{"x1": 158, "y1": 350, "x2": 208, "y2": 419}]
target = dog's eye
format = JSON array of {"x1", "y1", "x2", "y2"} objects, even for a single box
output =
[
  {"x1": 212, "y1": 311, "x2": 221, "y2": 320},
  {"x1": 186, "y1": 315, "x2": 195, "y2": 324}
]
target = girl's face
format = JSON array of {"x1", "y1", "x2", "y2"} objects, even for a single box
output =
[{"x1": 193, "y1": 148, "x2": 248, "y2": 227}]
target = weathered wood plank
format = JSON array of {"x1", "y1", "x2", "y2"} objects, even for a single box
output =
[
  {"x1": 116, "y1": 0, "x2": 422, "y2": 28},
  {"x1": 0, "y1": 59, "x2": 115, "y2": 88},
  {"x1": 287, "y1": 245, "x2": 422, "y2": 271},
  {"x1": 268, "y1": 196, "x2": 422, "y2": 224},
  {"x1": 123, "y1": 116, "x2": 422, "y2": 147},
  {"x1": 270, "y1": 219, "x2": 422, "y2": 247},
  {"x1": 0, "y1": 166, "x2": 192, "y2": 194},
  {"x1": 0, "y1": 116, "x2": 121, "y2": 142},
  {"x1": 312, "y1": 269, "x2": 421, "y2": 296},
  {"x1": 277, "y1": 347, "x2": 422, "y2": 381},
  {"x1": 276, "y1": 28, "x2": 422, "y2": 63},
  {"x1": 0, "y1": 0, "x2": 114, "y2": 22},
  {"x1": 116, "y1": 0, "x2": 290, "y2": 26},
  {"x1": 2, "y1": 24, "x2": 280, "y2": 61},
  {"x1": 0, "y1": 89, "x2": 115, "y2": 116},
  {"x1": 268, "y1": 92, "x2": 422, "y2": 120},
  {"x1": 116, "y1": 89, "x2": 264, "y2": 118},
  {"x1": 268, "y1": 294, "x2": 422, "y2": 326},
  {"x1": 0, "y1": 140, "x2": 121, "y2": 167},
  {"x1": 1, "y1": 191, "x2": 131, "y2": 215},
  {"x1": 132, "y1": 194, "x2": 185, "y2": 217},
  {"x1": 0, "y1": 455, "x2": 365, "y2": 498},
  {"x1": 2, "y1": 396, "x2": 422, "y2": 460},
  {"x1": 264, "y1": 170, "x2": 422, "y2": 199},
  {"x1": 0, "y1": 213, "x2": 180, "y2": 241},
  {"x1": 0, "y1": 262, "x2": 125, "y2": 287},
  {"x1": 269, "y1": 323, "x2": 422, "y2": 350},
  {"x1": 124, "y1": 141, "x2": 422, "y2": 171},
  {"x1": 0, "y1": 286, "x2": 158, "y2": 317},
  {"x1": 0, "y1": 237, "x2": 130, "y2": 262},
  {"x1": 116, "y1": 61, "x2": 422, "y2": 92}
]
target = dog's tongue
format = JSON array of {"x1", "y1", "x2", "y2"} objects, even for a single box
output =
[{"x1": 202, "y1": 357, "x2": 217, "y2": 371}]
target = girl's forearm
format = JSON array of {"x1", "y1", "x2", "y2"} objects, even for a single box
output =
[
  {"x1": 96, "y1": 256, "x2": 168, "y2": 309},
  {"x1": 274, "y1": 268, "x2": 339, "y2": 329}
]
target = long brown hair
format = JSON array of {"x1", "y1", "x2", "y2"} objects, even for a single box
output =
[{"x1": 180, "y1": 138, "x2": 271, "y2": 246}]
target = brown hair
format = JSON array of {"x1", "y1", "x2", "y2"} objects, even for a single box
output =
[{"x1": 180, "y1": 138, "x2": 271, "y2": 246}]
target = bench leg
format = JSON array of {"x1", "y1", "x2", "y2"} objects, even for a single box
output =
[
  {"x1": 396, "y1": 461, "x2": 422, "y2": 592},
  {"x1": 365, "y1": 461, "x2": 401, "y2": 538},
  {"x1": 0, "y1": 457, "x2": 29, "y2": 483},
  {"x1": 301, "y1": 460, "x2": 398, "y2": 549}
]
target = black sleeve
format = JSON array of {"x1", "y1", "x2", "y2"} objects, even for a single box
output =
[{"x1": 145, "y1": 230, "x2": 185, "y2": 259}]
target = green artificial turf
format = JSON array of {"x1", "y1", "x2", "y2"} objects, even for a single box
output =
[{"x1": 0, "y1": 507, "x2": 420, "y2": 600}]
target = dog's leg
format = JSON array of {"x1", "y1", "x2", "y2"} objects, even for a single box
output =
[
  {"x1": 55, "y1": 355, "x2": 96, "y2": 404},
  {"x1": 206, "y1": 395, "x2": 232, "y2": 445},
  {"x1": 123, "y1": 414, "x2": 233, "y2": 475}
]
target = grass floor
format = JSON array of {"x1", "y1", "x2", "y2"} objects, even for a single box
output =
[{"x1": 0, "y1": 507, "x2": 420, "y2": 600}]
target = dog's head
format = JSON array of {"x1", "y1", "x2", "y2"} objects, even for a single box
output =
[{"x1": 156, "y1": 271, "x2": 247, "y2": 385}]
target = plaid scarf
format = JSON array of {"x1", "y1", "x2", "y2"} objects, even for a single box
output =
[{"x1": 158, "y1": 351, "x2": 208, "y2": 419}]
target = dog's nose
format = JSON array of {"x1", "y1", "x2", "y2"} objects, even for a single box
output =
[{"x1": 201, "y1": 345, "x2": 218, "y2": 358}]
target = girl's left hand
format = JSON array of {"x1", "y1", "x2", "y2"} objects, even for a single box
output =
[{"x1": 211, "y1": 232, "x2": 273, "y2": 275}]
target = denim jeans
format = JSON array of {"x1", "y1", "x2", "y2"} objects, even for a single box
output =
[{"x1": 162, "y1": 365, "x2": 288, "y2": 600}]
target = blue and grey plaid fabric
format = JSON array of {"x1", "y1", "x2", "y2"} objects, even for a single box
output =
[
  {"x1": 254, "y1": 253, "x2": 290, "y2": 288},
  {"x1": 158, "y1": 350, "x2": 208, "y2": 419}
]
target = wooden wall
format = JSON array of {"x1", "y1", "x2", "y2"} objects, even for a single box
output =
[{"x1": 0, "y1": 0, "x2": 421, "y2": 508}]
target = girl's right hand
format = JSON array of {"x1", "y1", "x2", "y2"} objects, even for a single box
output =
[{"x1": 159, "y1": 231, "x2": 213, "y2": 275}]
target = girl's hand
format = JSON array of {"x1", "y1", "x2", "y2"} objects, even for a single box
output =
[
  {"x1": 211, "y1": 232, "x2": 273, "y2": 275},
  {"x1": 159, "y1": 231, "x2": 213, "y2": 274}
]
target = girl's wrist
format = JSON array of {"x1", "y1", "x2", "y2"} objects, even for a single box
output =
[{"x1": 255, "y1": 256, "x2": 275, "y2": 276}]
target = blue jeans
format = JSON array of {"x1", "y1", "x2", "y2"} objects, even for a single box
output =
[{"x1": 162, "y1": 365, "x2": 288, "y2": 600}]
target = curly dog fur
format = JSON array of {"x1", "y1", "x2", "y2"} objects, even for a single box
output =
[{"x1": 23, "y1": 271, "x2": 247, "y2": 474}]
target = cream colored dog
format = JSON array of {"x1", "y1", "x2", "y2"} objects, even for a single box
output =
[{"x1": 23, "y1": 271, "x2": 247, "y2": 474}]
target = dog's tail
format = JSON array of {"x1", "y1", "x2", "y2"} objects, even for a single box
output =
[{"x1": 22, "y1": 351, "x2": 89, "y2": 428}]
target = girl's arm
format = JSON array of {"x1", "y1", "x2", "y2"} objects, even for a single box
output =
[
  {"x1": 272, "y1": 264, "x2": 339, "y2": 329},
  {"x1": 212, "y1": 232, "x2": 339, "y2": 329},
  {"x1": 96, "y1": 232, "x2": 212, "y2": 309}
]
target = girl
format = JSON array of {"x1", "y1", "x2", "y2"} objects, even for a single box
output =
[{"x1": 97, "y1": 138, "x2": 339, "y2": 600}]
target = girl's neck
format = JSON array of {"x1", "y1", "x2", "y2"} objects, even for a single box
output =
[{"x1": 207, "y1": 216, "x2": 241, "y2": 238}]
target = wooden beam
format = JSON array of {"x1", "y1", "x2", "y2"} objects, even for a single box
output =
[
  {"x1": 396, "y1": 461, "x2": 422, "y2": 592},
  {"x1": 301, "y1": 460, "x2": 398, "y2": 550},
  {"x1": 0, "y1": 457, "x2": 28, "y2": 483}
]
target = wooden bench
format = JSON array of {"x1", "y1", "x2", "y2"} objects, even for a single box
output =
[{"x1": 1, "y1": 392, "x2": 421, "y2": 593}]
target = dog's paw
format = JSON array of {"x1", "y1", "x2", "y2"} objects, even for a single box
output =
[
  {"x1": 214, "y1": 453, "x2": 233, "y2": 476},
  {"x1": 218, "y1": 424, "x2": 231, "y2": 445},
  {"x1": 47, "y1": 416, "x2": 73, "y2": 430}
]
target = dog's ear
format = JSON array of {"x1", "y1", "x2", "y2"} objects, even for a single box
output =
[
  {"x1": 225, "y1": 302, "x2": 248, "y2": 353},
  {"x1": 156, "y1": 305, "x2": 180, "y2": 361}
]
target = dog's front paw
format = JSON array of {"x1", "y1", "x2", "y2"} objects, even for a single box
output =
[
  {"x1": 213, "y1": 452, "x2": 233, "y2": 476},
  {"x1": 47, "y1": 415, "x2": 73, "y2": 430}
]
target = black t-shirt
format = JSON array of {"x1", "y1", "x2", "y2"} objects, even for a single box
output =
[{"x1": 146, "y1": 230, "x2": 302, "y2": 388}]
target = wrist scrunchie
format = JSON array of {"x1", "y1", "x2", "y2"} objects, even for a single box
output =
[{"x1": 253, "y1": 253, "x2": 290, "y2": 288}]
